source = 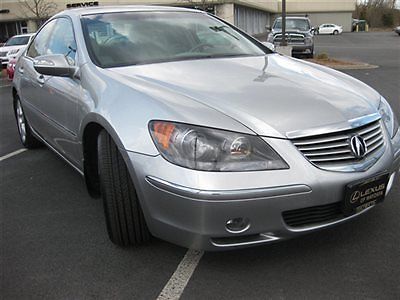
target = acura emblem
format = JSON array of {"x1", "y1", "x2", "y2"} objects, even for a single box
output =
[{"x1": 350, "y1": 135, "x2": 367, "y2": 159}]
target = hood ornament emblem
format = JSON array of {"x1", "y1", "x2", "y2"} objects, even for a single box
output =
[{"x1": 350, "y1": 135, "x2": 367, "y2": 159}]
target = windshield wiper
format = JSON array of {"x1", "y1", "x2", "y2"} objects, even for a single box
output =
[{"x1": 209, "y1": 26, "x2": 239, "y2": 41}]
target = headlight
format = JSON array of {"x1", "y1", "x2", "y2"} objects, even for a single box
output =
[
  {"x1": 378, "y1": 96, "x2": 399, "y2": 138},
  {"x1": 267, "y1": 34, "x2": 274, "y2": 43},
  {"x1": 149, "y1": 121, "x2": 288, "y2": 171},
  {"x1": 305, "y1": 37, "x2": 313, "y2": 44}
]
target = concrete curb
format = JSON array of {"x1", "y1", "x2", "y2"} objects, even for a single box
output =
[{"x1": 329, "y1": 64, "x2": 379, "y2": 70}]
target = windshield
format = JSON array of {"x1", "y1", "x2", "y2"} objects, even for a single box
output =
[
  {"x1": 273, "y1": 19, "x2": 310, "y2": 31},
  {"x1": 5, "y1": 36, "x2": 30, "y2": 46},
  {"x1": 81, "y1": 11, "x2": 266, "y2": 68}
]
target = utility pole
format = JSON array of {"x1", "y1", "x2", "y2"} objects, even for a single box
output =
[{"x1": 281, "y1": 0, "x2": 287, "y2": 46}]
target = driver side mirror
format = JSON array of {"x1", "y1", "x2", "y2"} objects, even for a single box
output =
[
  {"x1": 33, "y1": 54, "x2": 76, "y2": 77},
  {"x1": 265, "y1": 25, "x2": 271, "y2": 32}
]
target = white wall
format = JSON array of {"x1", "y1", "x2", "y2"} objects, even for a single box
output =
[{"x1": 307, "y1": 12, "x2": 353, "y2": 32}]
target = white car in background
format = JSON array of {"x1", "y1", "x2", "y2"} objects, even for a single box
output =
[
  {"x1": 0, "y1": 33, "x2": 35, "y2": 67},
  {"x1": 316, "y1": 24, "x2": 343, "y2": 35}
]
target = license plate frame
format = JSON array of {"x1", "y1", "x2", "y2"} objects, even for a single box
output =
[{"x1": 343, "y1": 173, "x2": 390, "y2": 216}]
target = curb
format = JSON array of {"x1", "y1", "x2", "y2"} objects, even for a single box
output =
[{"x1": 329, "y1": 64, "x2": 379, "y2": 70}]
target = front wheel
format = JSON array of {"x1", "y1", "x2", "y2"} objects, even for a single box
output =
[
  {"x1": 14, "y1": 96, "x2": 41, "y2": 148},
  {"x1": 97, "y1": 130, "x2": 150, "y2": 247}
]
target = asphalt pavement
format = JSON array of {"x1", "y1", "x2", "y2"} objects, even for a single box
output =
[{"x1": 1, "y1": 31, "x2": 400, "y2": 299}]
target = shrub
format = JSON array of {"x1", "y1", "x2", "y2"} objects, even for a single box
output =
[{"x1": 316, "y1": 53, "x2": 329, "y2": 60}]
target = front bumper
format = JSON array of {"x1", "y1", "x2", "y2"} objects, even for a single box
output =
[
  {"x1": 123, "y1": 129, "x2": 400, "y2": 251},
  {"x1": 291, "y1": 44, "x2": 313, "y2": 54}
]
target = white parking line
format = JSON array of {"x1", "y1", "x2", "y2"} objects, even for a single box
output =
[
  {"x1": 0, "y1": 148, "x2": 27, "y2": 162},
  {"x1": 157, "y1": 249, "x2": 204, "y2": 300}
]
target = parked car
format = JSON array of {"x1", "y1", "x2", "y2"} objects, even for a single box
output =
[
  {"x1": 7, "y1": 58, "x2": 17, "y2": 80},
  {"x1": 0, "y1": 33, "x2": 34, "y2": 67},
  {"x1": 13, "y1": 6, "x2": 400, "y2": 250},
  {"x1": 395, "y1": 26, "x2": 400, "y2": 35},
  {"x1": 316, "y1": 24, "x2": 343, "y2": 35},
  {"x1": 267, "y1": 16, "x2": 314, "y2": 58},
  {"x1": 6, "y1": 47, "x2": 24, "y2": 80}
]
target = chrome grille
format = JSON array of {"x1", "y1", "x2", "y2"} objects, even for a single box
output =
[
  {"x1": 292, "y1": 120, "x2": 384, "y2": 169},
  {"x1": 273, "y1": 33, "x2": 305, "y2": 45}
]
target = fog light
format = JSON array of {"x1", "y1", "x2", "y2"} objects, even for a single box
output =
[{"x1": 225, "y1": 217, "x2": 250, "y2": 234}]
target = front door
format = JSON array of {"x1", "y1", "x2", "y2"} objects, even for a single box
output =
[{"x1": 21, "y1": 17, "x2": 81, "y2": 166}]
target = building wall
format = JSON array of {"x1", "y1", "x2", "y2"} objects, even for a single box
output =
[
  {"x1": 216, "y1": 3, "x2": 235, "y2": 25},
  {"x1": 282, "y1": 0, "x2": 356, "y2": 13},
  {"x1": 307, "y1": 12, "x2": 353, "y2": 32},
  {"x1": 234, "y1": 5, "x2": 270, "y2": 35}
]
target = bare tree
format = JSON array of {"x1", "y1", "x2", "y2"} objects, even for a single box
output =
[
  {"x1": 355, "y1": 0, "x2": 399, "y2": 27},
  {"x1": 365, "y1": 0, "x2": 397, "y2": 9},
  {"x1": 19, "y1": 0, "x2": 57, "y2": 27}
]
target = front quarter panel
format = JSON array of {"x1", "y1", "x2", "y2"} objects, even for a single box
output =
[{"x1": 78, "y1": 63, "x2": 255, "y2": 157}]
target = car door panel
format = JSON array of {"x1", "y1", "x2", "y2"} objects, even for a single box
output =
[{"x1": 22, "y1": 17, "x2": 81, "y2": 167}]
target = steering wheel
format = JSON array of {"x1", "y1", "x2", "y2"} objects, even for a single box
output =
[
  {"x1": 103, "y1": 35, "x2": 129, "y2": 45},
  {"x1": 189, "y1": 43, "x2": 215, "y2": 53}
]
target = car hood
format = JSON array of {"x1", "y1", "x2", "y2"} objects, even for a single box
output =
[
  {"x1": 109, "y1": 54, "x2": 380, "y2": 138},
  {"x1": 0, "y1": 45, "x2": 25, "y2": 54}
]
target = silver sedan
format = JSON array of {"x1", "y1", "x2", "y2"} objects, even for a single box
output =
[{"x1": 12, "y1": 6, "x2": 400, "y2": 250}]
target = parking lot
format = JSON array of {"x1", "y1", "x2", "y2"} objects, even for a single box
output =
[{"x1": 1, "y1": 32, "x2": 399, "y2": 299}]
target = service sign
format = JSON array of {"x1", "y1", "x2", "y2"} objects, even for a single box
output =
[{"x1": 66, "y1": 1, "x2": 99, "y2": 8}]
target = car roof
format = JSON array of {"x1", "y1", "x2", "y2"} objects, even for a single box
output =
[{"x1": 59, "y1": 5, "x2": 203, "y2": 17}]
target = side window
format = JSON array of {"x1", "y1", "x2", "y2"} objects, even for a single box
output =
[
  {"x1": 46, "y1": 18, "x2": 77, "y2": 65},
  {"x1": 26, "y1": 20, "x2": 57, "y2": 58}
]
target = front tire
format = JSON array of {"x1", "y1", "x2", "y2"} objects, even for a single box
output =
[
  {"x1": 97, "y1": 130, "x2": 150, "y2": 247},
  {"x1": 14, "y1": 96, "x2": 41, "y2": 148}
]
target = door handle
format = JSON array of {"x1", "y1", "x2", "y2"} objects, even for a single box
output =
[
  {"x1": 36, "y1": 74, "x2": 45, "y2": 85},
  {"x1": 18, "y1": 67, "x2": 24, "y2": 74}
]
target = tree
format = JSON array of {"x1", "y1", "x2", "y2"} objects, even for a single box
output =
[
  {"x1": 355, "y1": 0, "x2": 400, "y2": 27},
  {"x1": 19, "y1": 0, "x2": 57, "y2": 27}
]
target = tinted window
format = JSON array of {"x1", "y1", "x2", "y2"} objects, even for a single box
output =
[
  {"x1": 5, "y1": 36, "x2": 31, "y2": 46},
  {"x1": 81, "y1": 12, "x2": 265, "y2": 68},
  {"x1": 46, "y1": 18, "x2": 77, "y2": 65},
  {"x1": 27, "y1": 20, "x2": 57, "y2": 58}
]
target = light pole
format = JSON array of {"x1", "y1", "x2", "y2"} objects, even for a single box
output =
[{"x1": 281, "y1": 0, "x2": 287, "y2": 46}]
